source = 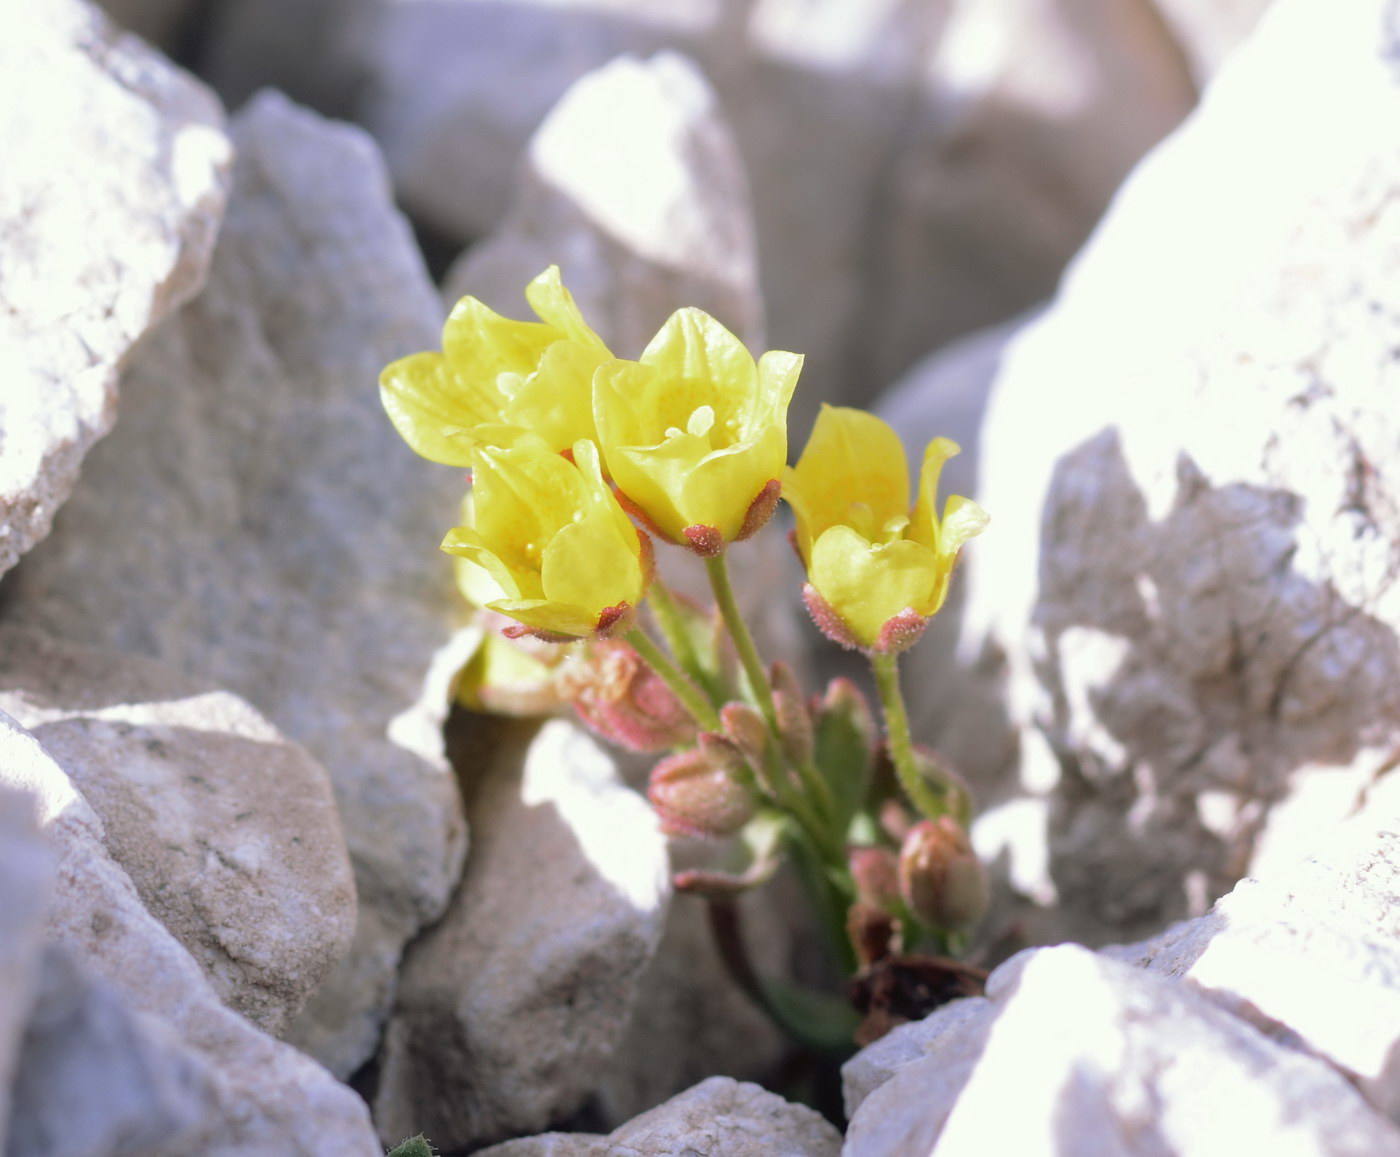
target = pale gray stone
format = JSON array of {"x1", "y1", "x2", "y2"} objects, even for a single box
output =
[
  {"x1": 444, "y1": 51, "x2": 763, "y2": 359},
  {"x1": 0, "y1": 0, "x2": 229, "y2": 580},
  {"x1": 373, "y1": 718, "x2": 669, "y2": 1152},
  {"x1": 0, "y1": 711, "x2": 381, "y2": 1156},
  {"x1": 475, "y1": 1076, "x2": 841, "y2": 1157},
  {"x1": 1150, "y1": 0, "x2": 1277, "y2": 83},
  {"x1": 4, "y1": 89, "x2": 470, "y2": 1076},
  {"x1": 1106, "y1": 792, "x2": 1400, "y2": 1120},
  {"x1": 953, "y1": 0, "x2": 1400, "y2": 943},
  {"x1": 0, "y1": 785, "x2": 51, "y2": 1146},
  {"x1": 7, "y1": 947, "x2": 217, "y2": 1157},
  {"x1": 0, "y1": 624, "x2": 356, "y2": 1038},
  {"x1": 843, "y1": 944, "x2": 1400, "y2": 1156}
]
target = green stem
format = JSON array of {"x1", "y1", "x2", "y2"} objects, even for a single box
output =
[
  {"x1": 703, "y1": 553, "x2": 778, "y2": 730},
  {"x1": 870, "y1": 651, "x2": 945, "y2": 821},
  {"x1": 647, "y1": 578, "x2": 726, "y2": 705},
  {"x1": 625, "y1": 627, "x2": 720, "y2": 732}
]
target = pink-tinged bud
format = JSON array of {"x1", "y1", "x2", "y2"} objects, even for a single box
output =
[
  {"x1": 719, "y1": 701, "x2": 768, "y2": 768},
  {"x1": 801, "y1": 583, "x2": 863, "y2": 650},
  {"x1": 815, "y1": 677, "x2": 875, "y2": 744},
  {"x1": 565, "y1": 640, "x2": 696, "y2": 753},
  {"x1": 848, "y1": 845, "x2": 900, "y2": 911},
  {"x1": 898, "y1": 817, "x2": 988, "y2": 934},
  {"x1": 769, "y1": 661, "x2": 814, "y2": 765},
  {"x1": 648, "y1": 746, "x2": 756, "y2": 839},
  {"x1": 736, "y1": 479, "x2": 782, "y2": 542}
]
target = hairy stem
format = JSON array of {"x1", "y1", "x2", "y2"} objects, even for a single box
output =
[
  {"x1": 870, "y1": 651, "x2": 945, "y2": 821},
  {"x1": 625, "y1": 626, "x2": 720, "y2": 732}
]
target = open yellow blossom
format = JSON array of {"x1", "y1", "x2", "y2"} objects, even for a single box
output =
[
  {"x1": 593, "y1": 308, "x2": 801, "y2": 554},
  {"x1": 380, "y1": 266, "x2": 610, "y2": 464},
  {"x1": 441, "y1": 439, "x2": 652, "y2": 640},
  {"x1": 784, "y1": 405, "x2": 988, "y2": 653}
]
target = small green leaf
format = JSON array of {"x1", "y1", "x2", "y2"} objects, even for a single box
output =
[
  {"x1": 758, "y1": 976, "x2": 861, "y2": 1057},
  {"x1": 386, "y1": 1136, "x2": 437, "y2": 1157},
  {"x1": 811, "y1": 679, "x2": 877, "y2": 828}
]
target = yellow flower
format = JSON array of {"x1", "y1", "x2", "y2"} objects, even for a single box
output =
[
  {"x1": 593, "y1": 309, "x2": 801, "y2": 554},
  {"x1": 380, "y1": 266, "x2": 610, "y2": 464},
  {"x1": 783, "y1": 405, "x2": 988, "y2": 653},
  {"x1": 441, "y1": 439, "x2": 652, "y2": 640}
]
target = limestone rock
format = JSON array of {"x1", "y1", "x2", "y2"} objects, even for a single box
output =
[
  {"x1": 0, "y1": 0, "x2": 229, "y2": 580},
  {"x1": 4, "y1": 89, "x2": 470, "y2": 1075},
  {"x1": 0, "y1": 711, "x2": 381, "y2": 1156},
  {"x1": 1149, "y1": 0, "x2": 1277, "y2": 83},
  {"x1": 445, "y1": 52, "x2": 763, "y2": 358},
  {"x1": 373, "y1": 718, "x2": 670, "y2": 1152},
  {"x1": 843, "y1": 944, "x2": 1400, "y2": 1156},
  {"x1": 474, "y1": 1076, "x2": 841, "y2": 1157},
  {"x1": 7, "y1": 946, "x2": 218, "y2": 1157},
  {"x1": 952, "y1": 0, "x2": 1400, "y2": 943},
  {"x1": 0, "y1": 786, "x2": 52, "y2": 1146},
  {"x1": 0, "y1": 624, "x2": 356, "y2": 1037},
  {"x1": 1106, "y1": 795, "x2": 1400, "y2": 1120},
  {"x1": 200, "y1": 0, "x2": 1194, "y2": 416}
]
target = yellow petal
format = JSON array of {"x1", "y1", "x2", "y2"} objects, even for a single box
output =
[
  {"x1": 440, "y1": 525, "x2": 528, "y2": 601},
  {"x1": 441, "y1": 295, "x2": 556, "y2": 385},
  {"x1": 638, "y1": 308, "x2": 756, "y2": 434},
  {"x1": 908, "y1": 437, "x2": 961, "y2": 553},
  {"x1": 787, "y1": 406, "x2": 910, "y2": 561},
  {"x1": 507, "y1": 339, "x2": 608, "y2": 452},
  {"x1": 808, "y1": 525, "x2": 941, "y2": 648},
  {"x1": 541, "y1": 509, "x2": 642, "y2": 616},
  {"x1": 680, "y1": 425, "x2": 786, "y2": 539},
  {"x1": 488, "y1": 598, "x2": 598, "y2": 638},
  {"x1": 524, "y1": 266, "x2": 609, "y2": 354},
  {"x1": 379, "y1": 351, "x2": 490, "y2": 467}
]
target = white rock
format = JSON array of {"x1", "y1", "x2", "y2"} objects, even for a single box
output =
[
  {"x1": 0, "y1": 711, "x2": 381, "y2": 1156},
  {"x1": 843, "y1": 943, "x2": 1400, "y2": 1156},
  {"x1": 1107, "y1": 807, "x2": 1400, "y2": 1119},
  {"x1": 952, "y1": 0, "x2": 1400, "y2": 943},
  {"x1": 373, "y1": 718, "x2": 670, "y2": 1151},
  {"x1": 0, "y1": 785, "x2": 52, "y2": 1145},
  {"x1": 444, "y1": 51, "x2": 763, "y2": 358},
  {"x1": 0, "y1": 624, "x2": 356, "y2": 1038},
  {"x1": 0, "y1": 0, "x2": 229, "y2": 580},
  {"x1": 474, "y1": 1076, "x2": 842, "y2": 1157},
  {"x1": 8, "y1": 946, "x2": 218, "y2": 1157},
  {"x1": 1150, "y1": 0, "x2": 1277, "y2": 84},
  {"x1": 4, "y1": 89, "x2": 470, "y2": 1075},
  {"x1": 200, "y1": 0, "x2": 1195, "y2": 414}
]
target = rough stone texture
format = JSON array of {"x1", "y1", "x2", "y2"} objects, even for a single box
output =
[
  {"x1": 200, "y1": 0, "x2": 1194, "y2": 420},
  {"x1": 7, "y1": 946, "x2": 217, "y2": 1157},
  {"x1": 1106, "y1": 781, "x2": 1400, "y2": 1121},
  {"x1": 374, "y1": 718, "x2": 670, "y2": 1152},
  {"x1": 0, "y1": 0, "x2": 229, "y2": 582},
  {"x1": 3, "y1": 89, "x2": 470, "y2": 1075},
  {"x1": 475, "y1": 1076, "x2": 842, "y2": 1157},
  {"x1": 0, "y1": 710, "x2": 381, "y2": 1156},
  {"x1": 444, "y1": 51, "x2": 764, "y2": 359},
  {"x1": 942, "y1": 0, "x2": 1400, "y2": 945},
  {"x1": 590, "y1": 846, "x2": 791, "y2": 1126},
  {"x1": 0, "y1": 785, "x2": 52, "y2": 1146},
  {"x1": 0, "y1": 624, "x2": 356, "y2": 1038},
  {"x1": 843, "y1": 944, "x2": 1400, "y2": 1156}
]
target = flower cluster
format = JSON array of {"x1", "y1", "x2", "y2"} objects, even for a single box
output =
[{"x1": 382, "y1": 266, "x2": 990, "y2": 1047}]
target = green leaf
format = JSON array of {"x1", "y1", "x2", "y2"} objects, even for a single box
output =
[
  {"x1": 386, "y1": 1136, "x2": 437, "y2": 1157},
  {"x1": 757, "y1": 976, "x2": 861, "y2": 1057},
  {"x1": 811, "y1": 683, "x2": 876, "y2": 830}
]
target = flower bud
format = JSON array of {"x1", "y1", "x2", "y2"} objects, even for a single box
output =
[
  {"x1": 897, "y1": 817, "x2": 988, "y2": 934},
  {"x1": 563, "y1": 640, "x2": 696, "y2": 753},
  {"x1": 848, "y1": 845, "x2": 900, "y2": 911},
  {"x1": 647, "y1": 744, "x2": 756, "y2": 839},
  {"x1": 719, "y1": 701, "x2": 768, "y2": 768}
]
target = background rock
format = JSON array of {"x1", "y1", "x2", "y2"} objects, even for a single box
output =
[
  {"x1": 843, "y1": 943, "x2": 1400, "y2": 1155},
  {"x1": 2, "y1": 89, "x2": 471, "y2": 1075},
  {"x1": 475, "y1": 1076, "x2": 841, "y2": 1157},
  {"x1": 910, "y1": 0, "x2": 1400, "y2": 945},
  {"x1": 198, "y1": 0, "x2": 1196, "y2": 418},
  {"x1": 0, "y1": 624, "x2": 356, "y2": 1038},
  {"x1": 7, "y1": 946, "x2": 218, "y2": 1157},
  {"x1": 0, "y1": 0, "x2": 228, "y2": 580},
  {"x1": 0, "y1": 710, "x2": 381, "y2": 1156},
  {"x1": 0, "y1": 785, "x2": 52, "y2": 1147},
  {"x1": 373, "y1": 718, "x2": 670, "y2": 1151},
  {"x1": 444, "y1": 51, "x2": 764, "y2": 360}
]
